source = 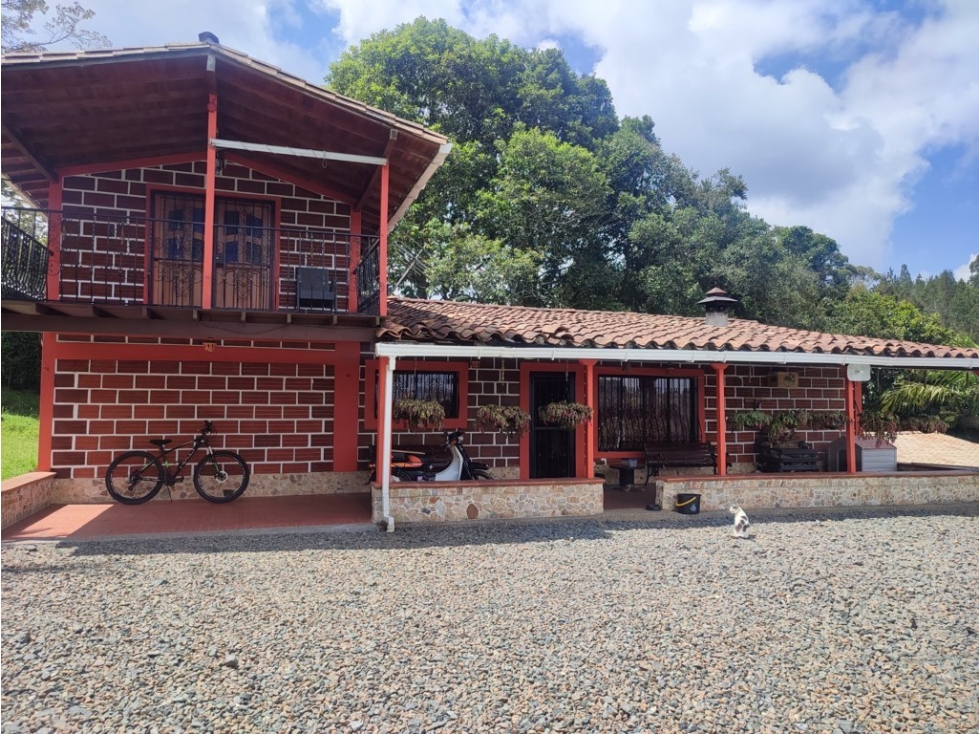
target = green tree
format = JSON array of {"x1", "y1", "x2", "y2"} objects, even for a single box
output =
[{"x1": 1, "y1": 0, "x2": 108, "y2": 52}]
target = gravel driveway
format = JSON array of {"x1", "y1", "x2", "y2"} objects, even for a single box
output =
[{"x1": 3, "y1": 505, "x2": 978, "y2": 734}]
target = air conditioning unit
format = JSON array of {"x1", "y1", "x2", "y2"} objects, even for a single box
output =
[{"x1": 768, "y1": 371, "x2": 799, "y2": 389}]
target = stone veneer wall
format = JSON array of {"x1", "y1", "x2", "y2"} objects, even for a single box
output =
[
  {"x1": 2, "y1": 473, "x2": 56, "y2": 529},
  {"x1": 658, "y1": 472, "x2": 979, "y2": 512},
  {"x1": 372, "y1": 478, "x2": 604, "y2": 524},
  {"x1": 53, "y1": 470, "x2": 368, "y2": 504}
]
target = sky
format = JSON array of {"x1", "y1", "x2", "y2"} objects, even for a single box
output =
[{"x1": 23, "y1": 0, "x2": 979, "y2": 281}]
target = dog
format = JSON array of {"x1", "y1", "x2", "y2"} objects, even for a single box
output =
[{"x1": 729, "y1": 505, "x2": 750, "y2": 539}]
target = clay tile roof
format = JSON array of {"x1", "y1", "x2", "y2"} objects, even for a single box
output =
[{"x1": 382, "y1": 298, "x2": 979, "y2": 361}]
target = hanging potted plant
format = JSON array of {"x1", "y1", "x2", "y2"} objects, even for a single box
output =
[
  {"x1": 538, "y1": 401, "x2": 593, "y2": 430},
  {"x1": 392, "y1": 398, "x2": 445, "y2": 431},
  {"x1": 475, "y1": 404, "x2": 531, "y2": 437}
]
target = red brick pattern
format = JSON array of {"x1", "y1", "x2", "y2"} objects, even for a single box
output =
[
  {"x1": 60, "y1": 161, "x2": 354, "y2": 308},
  {"x1": 51, "y1": 357, "x2": 336, "y2": 480}
]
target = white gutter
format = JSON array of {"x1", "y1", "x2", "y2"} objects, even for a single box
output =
[
  {"x1": 380, "y1": 356, "x2": 396, "y2": 532},
  {"x1": 374, "y1": 342, "x2": 979, "y2": 370},
  {"x1": 388, "y1": 143, "x2": 453, "y2": 232},
  {"x1": 210, "y1": 138, "x2": 388, "y2": 166}
]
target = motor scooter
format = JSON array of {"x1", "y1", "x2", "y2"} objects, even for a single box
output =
[{"x1": 370, "y1": 429, "x2": 493, "y2": 482}]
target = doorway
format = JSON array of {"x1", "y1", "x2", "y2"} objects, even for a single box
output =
[{"x1": 529, "y1": 372, "x2": 576, "y2": 479}]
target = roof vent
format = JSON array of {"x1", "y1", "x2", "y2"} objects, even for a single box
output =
[
  {"x1": 697, "y1": 287, "x2": 739, "y2": 327},
  {"x1": 199, "y1": 31, "x2": 220, "y2": 45}
]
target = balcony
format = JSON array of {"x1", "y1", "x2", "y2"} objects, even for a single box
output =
[{"x1": 2, "y1": 207, "x2": 382, "y2": 334}]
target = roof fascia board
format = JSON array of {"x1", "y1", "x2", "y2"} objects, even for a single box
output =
[
  {"x1": 388, "y1": 142, "x2": 453, "y2": 232},
  {"x1": 374, "y1": 342, "x2": 979, "y2": 370},
  {"x1": 211, "y1": 138, "x2": 388, "y2": 166}
]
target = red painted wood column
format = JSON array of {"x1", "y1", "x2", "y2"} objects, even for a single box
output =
[
  {"x1": 46, "y1": 182, "x2": 62, "y2": 300},
  {"x1": 202, "y1": 93, "x2": 218, "y2": 308},
  {"x1": 37, "y1": 333, "x2": 58, "y2": 472},
  {"x1": 581, "y1": 360, "x2": 597, "y2": 477},
  {"x1": 332, "y1": 342, "x2": 361, "y2": 472},
  {"x1": 712, "y1": 363, "x2": 729, "y2": 476},
  {"x1": 378, "y1": 163, "x2": 389, "y2": 318},
  {"x1": 348, "y1": 210, "x2": 362, "y2": 313},
  {"x1": 845, "y1": 372, "x2": 857, "y2": 474}
]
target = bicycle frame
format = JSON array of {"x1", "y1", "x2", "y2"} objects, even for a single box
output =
[{"x1": 151, "y1": 430, "x2": 214, "y2": 485}]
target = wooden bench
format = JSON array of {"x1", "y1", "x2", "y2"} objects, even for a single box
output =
[
  {"x1": 643, "y1": 442, "x2": 724, "y2": 486},
  {"x1": 755, "y1": 439, "x2": 820, "y2": 473}
]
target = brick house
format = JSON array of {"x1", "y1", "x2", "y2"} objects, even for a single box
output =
[{"x1": 3, "y1": 41, "x2": 978, "y2": 528}]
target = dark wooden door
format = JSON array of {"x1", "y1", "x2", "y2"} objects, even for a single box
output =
[{"x1": 530, "y1": 372, "x2": 576, "y2": 479}]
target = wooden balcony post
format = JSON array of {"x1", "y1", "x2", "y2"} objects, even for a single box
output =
[
  {"x1": 379, "y1": 162, "x2": 389, "y2": 318},
  {"x1": 203, "y1": 93, "x2": 218, "y2": 309},
  {"x1": 46, "y1": 182, "x2": 62, "y2": 300}
]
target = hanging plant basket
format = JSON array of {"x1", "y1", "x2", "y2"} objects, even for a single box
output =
[
  {"x1": 538, "y1": 401, "x2": 593, "y2": 430},
  {"x1": 475, "y1": 404, "x2": 531, "y2": 437},
  {"x1": 393, "y1": 398, "x2": 445, "y2": 431}
]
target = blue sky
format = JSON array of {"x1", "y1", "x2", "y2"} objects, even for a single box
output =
[{"x1": 30, "y1": 0, "x2": 979, "y2": 281}]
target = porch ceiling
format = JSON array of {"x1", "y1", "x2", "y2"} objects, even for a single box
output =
[{"x1": 0, "y1": 42, "x2": 449, "y2": 233}]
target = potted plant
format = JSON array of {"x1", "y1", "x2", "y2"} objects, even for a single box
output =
[
  {"x1": 538, "y1": 401, "x2": 593, "y2": 429},
  {"x1": 858, "y1": 409, "x2": 899, "y2": 445},
  {"x1": 392, "y1": 398, "x2": 445, "y2": 431},
  {"x1": 475, "y1": 404, "x2": 531, "y2": 437}
]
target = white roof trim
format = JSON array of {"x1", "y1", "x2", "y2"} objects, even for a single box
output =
[{"x1": 375, "y1": 342, "x2": 979, "y2": 370}]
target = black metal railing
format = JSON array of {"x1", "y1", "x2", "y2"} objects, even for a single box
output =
[
  {"x1": 355, "y1": 240, "x2": 381, "y2": 315},
  {"x1": 1, "y1": 209, "x2": 52, "y2": 301},
  {"x1": 1, "y1": 207, "x2": 382, "y2": 315}
]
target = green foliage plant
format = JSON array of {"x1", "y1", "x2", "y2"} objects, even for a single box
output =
[
  {"x1": 392, "y1": 398, "x2": 445, "y2": 431},
  {"x1": 538, "y1": 401, "x2": 592, "y2": 429},
  {"x1": 474, "y1": 404, "x2": 531, "y2": 437}
]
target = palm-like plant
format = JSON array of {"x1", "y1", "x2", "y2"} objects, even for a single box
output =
[{"x1": 880, "y1": 370, "x2": 979, "y2": 429}]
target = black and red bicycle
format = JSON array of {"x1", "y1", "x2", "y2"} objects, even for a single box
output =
[{"x1": 104, "y1": 421, "x2": 250, "y2": 505}]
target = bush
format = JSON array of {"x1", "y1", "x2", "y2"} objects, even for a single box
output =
[{"x1": 1, "y1": 332, "x2": 42, "y2": 391}]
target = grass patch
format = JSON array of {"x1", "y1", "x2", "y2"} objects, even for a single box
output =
[{"x1": 2, "y1": 389, "x2": 40, "y2": 480}]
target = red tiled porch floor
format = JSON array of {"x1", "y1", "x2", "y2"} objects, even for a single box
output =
[
  {"x1": 1, "y1": 488, "x2": 656, "y2": 542},
  {"x1": 1, "y1": 493, "x2": 374, "y2": 541}
]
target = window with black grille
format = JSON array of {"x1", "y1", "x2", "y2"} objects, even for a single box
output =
[
  {"x1": 390, "y1": 371, "x2": 460, "y2": 419},
  {"x1": 598, "y1": 375, "x2": 698, "y2": 451}
]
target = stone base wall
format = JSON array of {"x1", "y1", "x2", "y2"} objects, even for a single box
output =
[
  {"x1": 53, "y1": 471, "x2": 369, "y2": 504},
  {"x1": 2, "y1": 473, "x2": 57, "y2": 529},
  {"x1": 658, "y1": 472, "x2": 979, "y2": 512},
  {"x1": 372, "y1": 479, "x2": 604, "y2": 524}
]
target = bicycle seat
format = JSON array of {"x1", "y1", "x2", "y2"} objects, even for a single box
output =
[{"x1": 149, "y1": 438, "x2": 172, "y2": 448}]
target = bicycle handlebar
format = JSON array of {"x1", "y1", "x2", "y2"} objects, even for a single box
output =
[{"x1": 202, "y1": 421, "x2": 214, "y2": 434}]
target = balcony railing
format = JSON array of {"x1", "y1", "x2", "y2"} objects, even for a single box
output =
[{"x1": 1, "y1": 207, "x2": 381, "y2": 316}]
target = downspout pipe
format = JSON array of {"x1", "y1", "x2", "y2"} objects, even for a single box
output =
[{"x1": 380, "y1": 356, "x2": 396, "y2": 532}]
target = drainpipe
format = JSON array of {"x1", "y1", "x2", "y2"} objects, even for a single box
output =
[{"x1": 380, "y1": 355, "x2": 396, "y2": 531}]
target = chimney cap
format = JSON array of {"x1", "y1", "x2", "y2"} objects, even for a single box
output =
[
  {"x1": 697, "y1": 287, "x2": 739, "y2": 312},
  {"x1": 199, "y1": 31, "x2": 220, "y2": 45}
]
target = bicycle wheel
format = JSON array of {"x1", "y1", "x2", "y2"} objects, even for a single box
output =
[
  {"x1": 105, "y1": 450, "x2": 164, "y2": 504},
  {"x1": 193, "y1": 451, "x2": 250, "y2": 503}
]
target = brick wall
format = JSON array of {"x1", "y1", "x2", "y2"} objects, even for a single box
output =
[
  {"x1": 718, "y1": 364, "x2": 847, "y2": 466},
  {"x1": 51, "y1": 337, "x2": 337, "y2": 481},
  {"x1": 60, "y1": 160, "x2": 354, "y2": 308}
]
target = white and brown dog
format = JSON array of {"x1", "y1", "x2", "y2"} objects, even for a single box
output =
[{"x1": 729, "y1": 505, "x2": 750, "y2": 539}]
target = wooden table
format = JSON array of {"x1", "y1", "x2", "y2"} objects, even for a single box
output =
[{"x1": 608, "y1": 460, "x2": 641, "y2": 489}]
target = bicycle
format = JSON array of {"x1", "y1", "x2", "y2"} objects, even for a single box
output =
[{"x1": 105, "y1": 421, "x2": 250, "y2": 505}]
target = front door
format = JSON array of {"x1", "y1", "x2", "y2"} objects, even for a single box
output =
[{"x1": 529, "y1": 372, "x2": 576, "y2": 479}]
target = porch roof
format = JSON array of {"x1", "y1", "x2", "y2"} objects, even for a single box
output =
[
  {"x1": 378, "y1": 298, "x2": 979, "y2": 369},
  {"x1": 0, "y1": 40, "x2": 450, "y2": 233}
]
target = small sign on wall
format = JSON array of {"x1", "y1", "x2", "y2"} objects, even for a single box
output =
[{"x1": 768, "y1": 371, "x2": 799, "y2": 389}]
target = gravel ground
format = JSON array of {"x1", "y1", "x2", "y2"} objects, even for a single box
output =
[{"x1": 2, "y1": 504, "x2": 978, "y2": 734}]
